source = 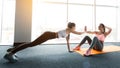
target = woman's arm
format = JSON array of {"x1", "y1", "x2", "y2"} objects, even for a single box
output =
[
  {"x1": 84, "y1": 26, "x2": 98, "y2": 34},
  {"x1": 105, "y1": 26, "x2": 112, "y2": 36},
  {"x1": 71, "y1": 31, "x2": 84, "y2": 35},
  {"x1": 86, "y1": 31, "x2": 98, "y2": 34},
  {"x1": 66, "y1": 34, "x2": 71, "y2": 52}
]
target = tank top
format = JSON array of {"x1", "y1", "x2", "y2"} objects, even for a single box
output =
[
  {"x1": 96, "y1": 34, "x2": 105, "y2": 42},
  {"x1": 58, "y1": 30, "x2": 68, "y2": 38}
]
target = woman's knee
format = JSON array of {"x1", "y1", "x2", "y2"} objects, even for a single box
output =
[
  {"x1": 43, "y1": 31, "x2": 50, "y2": 35},
  {"x1": 93, "y1": 37, "x2": 98, "y2": 40},
  {"x1": 85, "y1": 36, "x2": 90, "y2": 38}
]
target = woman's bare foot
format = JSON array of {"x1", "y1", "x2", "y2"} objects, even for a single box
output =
[{"x1": 84, "y1": 49, "x2": 91, "y2": 57}]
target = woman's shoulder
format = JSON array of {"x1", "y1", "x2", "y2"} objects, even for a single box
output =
[
  {"x1": 94, "y1": 31, "x2": 99, "y2": 34},
  {"x1": 58, "y1": 29, "x2": 66, "y2": 32}
]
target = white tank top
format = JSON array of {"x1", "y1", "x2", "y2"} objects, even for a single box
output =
[{"x1": 58, "y1": 30, "x2": 68, "y2": 38}]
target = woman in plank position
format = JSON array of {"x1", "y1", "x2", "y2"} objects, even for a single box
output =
[
  {"x1": 4, "y1": 22, "x2": 84, "y2": 63},
  {"x1": 74, "y1": 23, "x2": 112, "y2": 56}
]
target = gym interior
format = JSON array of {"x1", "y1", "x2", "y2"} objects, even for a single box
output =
[{"x1": 0, "y1": 0, "x2": 120, "y2": 68}]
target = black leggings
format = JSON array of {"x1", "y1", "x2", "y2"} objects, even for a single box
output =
[
  {"x1": 10, "y1": 31, "x2": 57, "y2": 54},
  {"x1": 79, "y1": 36, "x2": 103, "y2": 51}
]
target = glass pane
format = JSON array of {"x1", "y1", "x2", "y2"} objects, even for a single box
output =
[
  {"x1": 68, "y1": 5, "x2": 94, "y2": 43},
  {"x1": 69, "y1": 0, "x2": 94, "y2": 4},
  {"x1": 32, "y1": 0, "x2": 120, "y2": 43},
  {"x1": 32, "y1": 1, "x2": 67, "y2": 43},
  {"x1": 39, "y1": 0, "x2": 67, "y2": 3},
  {"x1": 117, "y1": 1, "x2": 120, "y2": 41},
  {"x1": 96, "y1": 7, "x2": 117, "y2": 42},
  {"x1": 1, "y1": 0, "x2": 15, "y2": 45},
  {"x1": 0, "y1": 0, "x2": 2, "y2": 42},
  {"x1": 96, "y1": 0, "x2": 118, "y2": 6}
]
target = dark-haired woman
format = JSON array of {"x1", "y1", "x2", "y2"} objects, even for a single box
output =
[
  {"x1": 74, "y1": 23, "x2": 112, "y2": 56},
  {"x1": 4, "y1": 22, "x2": 84, "y2": 63}
]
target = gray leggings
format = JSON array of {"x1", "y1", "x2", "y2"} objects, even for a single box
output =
[
  {"x1": 89, "y1": 37, "x2": 103, "y2": 51},
  {"x1": 79, "y1": 36, "x2": 103, "y2": 51}
]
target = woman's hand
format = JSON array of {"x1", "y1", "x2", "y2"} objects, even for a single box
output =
[
  {"x1": 86, "y1": 31, "x2": 98, "y2": 34},
  {"x1": 84, "y1": 26, "x2": 87, "y2": 32}
]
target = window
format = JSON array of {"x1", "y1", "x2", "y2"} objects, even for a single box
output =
[
  {"x1": 32, "y1": 0, "x2": 67, "y2": 44},
  {"x1": 32, "y1": 0, "x2": 120, "y2": 44},
  {"x1": 96, "y1": 0, "x2": 118, "y2": 42},
  {"x1": 0, "y1": 0, "x2": 16, "y2": 45}
]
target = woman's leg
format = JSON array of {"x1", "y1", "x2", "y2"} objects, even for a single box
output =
[
  {"x1": 74, "y1": 36, "x2": 92, "y2": 50},
  {"x1": 10, "y1": 31, "x2": 57, "y2": 54},
  {"x1": 84, "y1": 37, "x2": 103, "y2": 56},
  {"x1": 79, "y1": 36, "x2": 92, "y2": 46},
  {"x1": 4, "y1": 32, "x2": 57, "y2": 62},
  {"x1": 7, "y1": 43, "x2": 28, "y2": 52},
  {"x1": 89, "y1": 37, "x2": 103, "y2": 51}
]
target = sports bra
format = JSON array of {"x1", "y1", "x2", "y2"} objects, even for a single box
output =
[
  {"x1": 58, "y1": 30, "x2": 68, "y2": 38},
  {"x1": 96, "y1": 34, "x2": 105, "y2": 42}
]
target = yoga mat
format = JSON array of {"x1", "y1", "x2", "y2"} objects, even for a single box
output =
[{"x1": 75, "y1": 45, "x2": 120, "y2": 56}]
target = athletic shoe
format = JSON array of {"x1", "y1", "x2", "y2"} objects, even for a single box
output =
[
  {"x1": 4, "y1": 53, "x2": 18, "y2": 63},
  {"x1": 7, "y1": 48, "x2": 13, "y2": 52},
  {"x1": 14, "y1": 54, "x2": 18, "y2": 58},
  {"x1": 7, "y1": 48, "x2": 18, "y2": 58},
  {"x1": 84, "y1": 49, "x2": 91, "y2": 57},
  {"x1": 73, "y1": 46, "x2": 80, "y2": 51}
]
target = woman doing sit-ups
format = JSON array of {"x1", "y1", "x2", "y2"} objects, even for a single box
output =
[{"x1": 74, "y1": 23, "x2": 112, "y2": 56}]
